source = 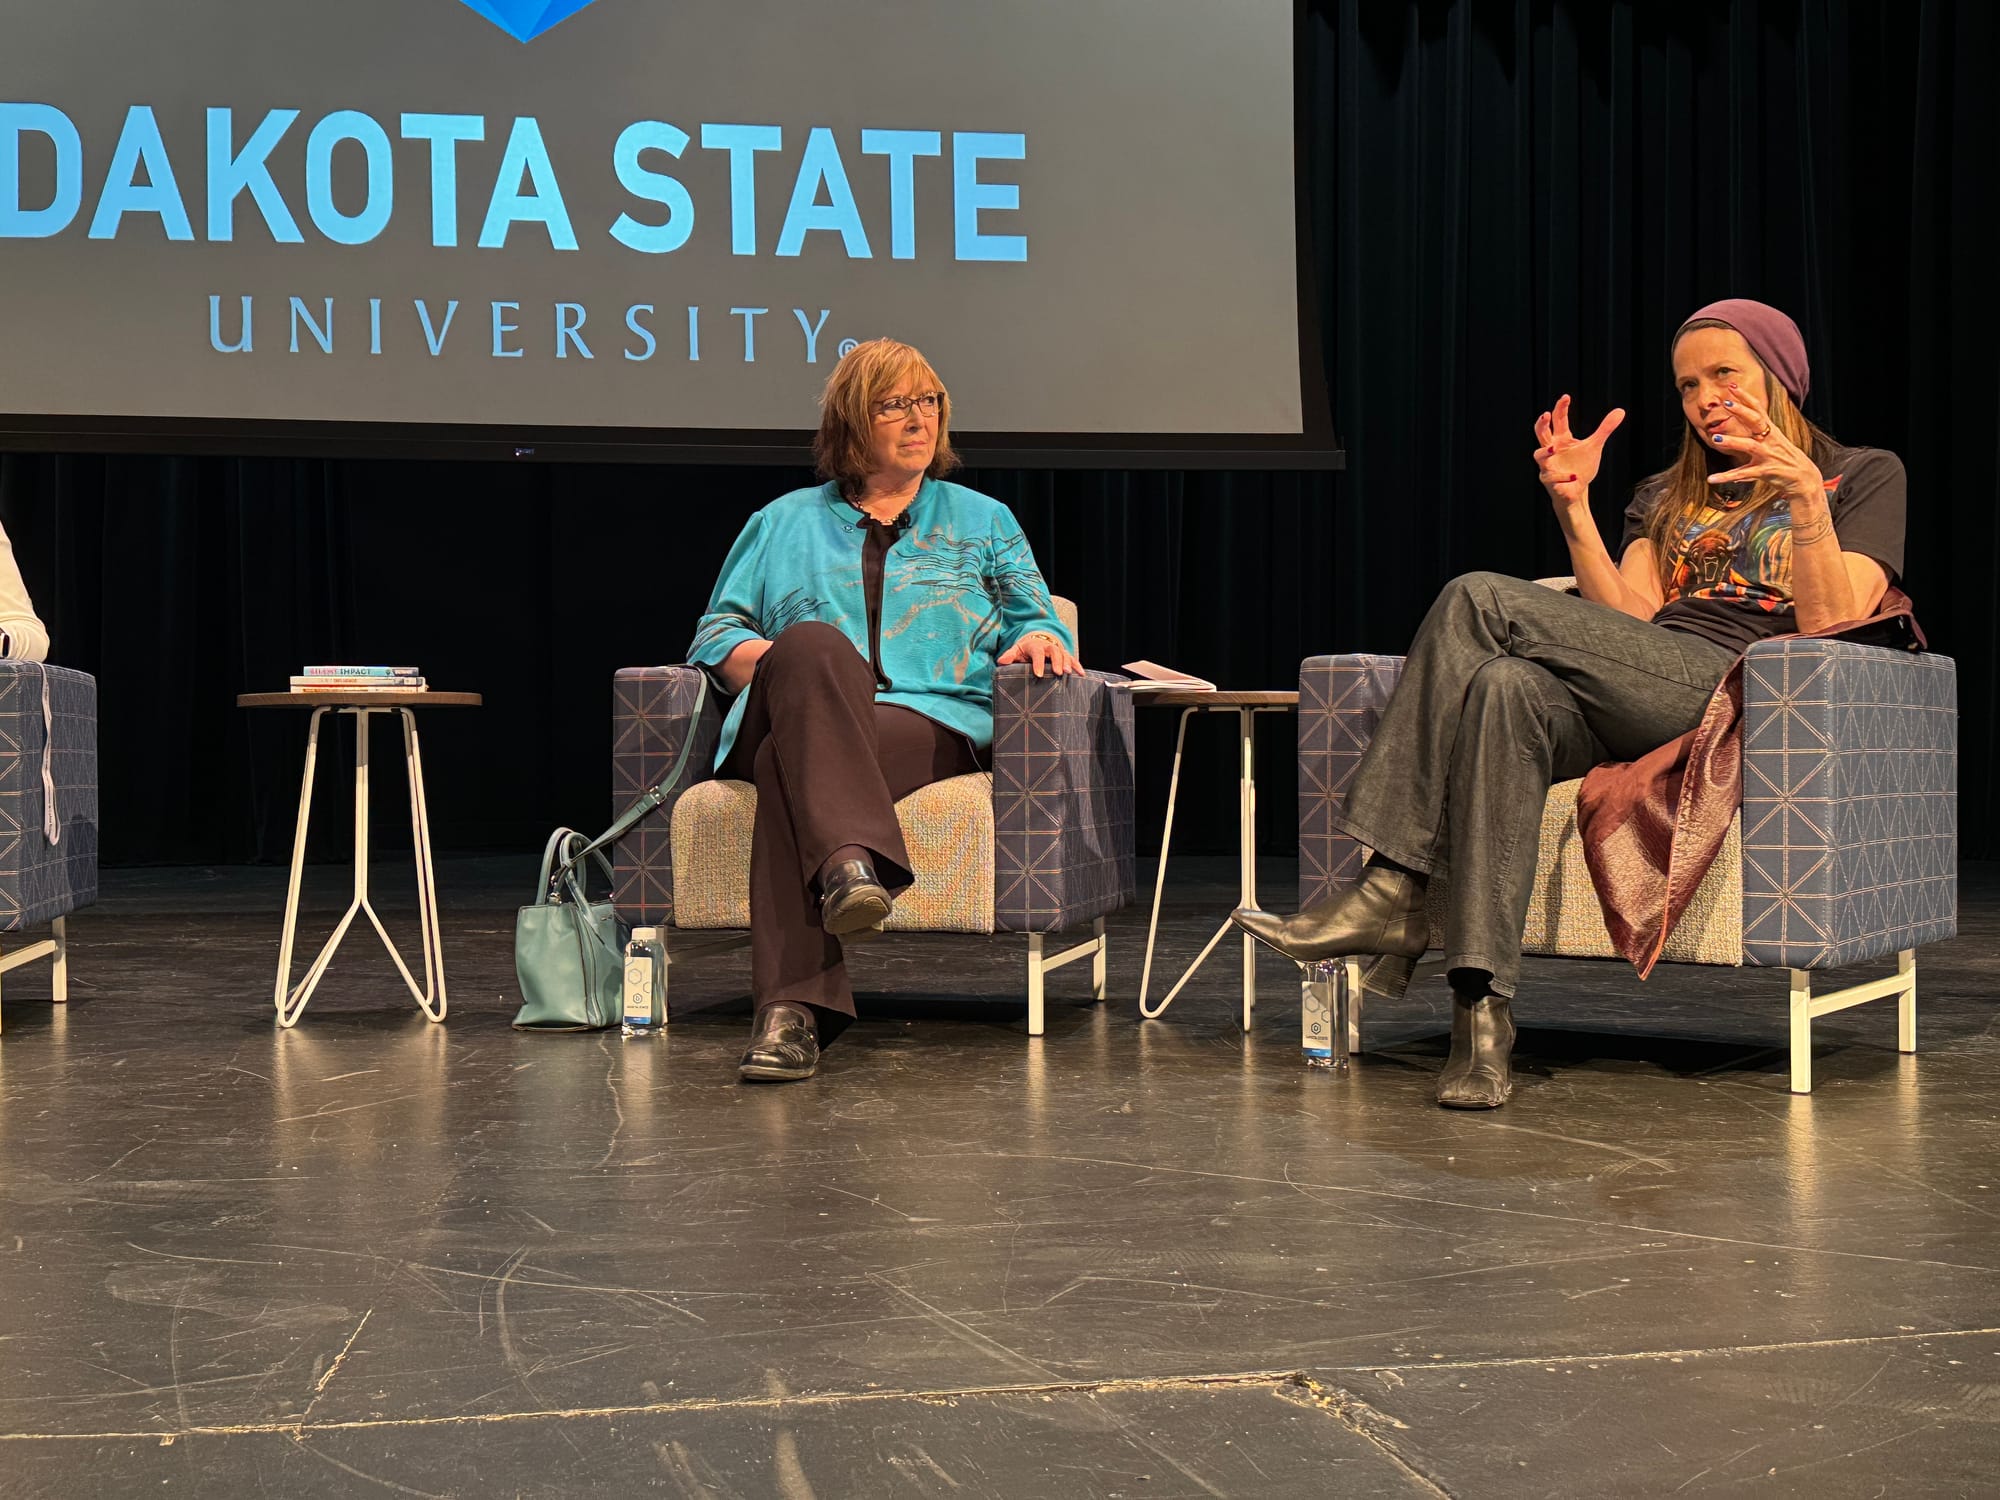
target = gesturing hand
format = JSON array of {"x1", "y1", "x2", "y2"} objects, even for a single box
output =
[
  {"x1": 1705, "y1": 381, "x2": 1825, "y2": 510},
  {"x1": 998, "y1": 631, "x2": 1082, "y2": 678},
  {"x1": 1533, "y1": 394, "x2": 1626, "y2": 510}
]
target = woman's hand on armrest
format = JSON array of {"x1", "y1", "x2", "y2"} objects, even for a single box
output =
[
  {"x1": 997, "y1": 631, "x2": 1083, "y2": 678},
  {"x1": 717, "y1": 638, "x2": 773, "y2": 694}
]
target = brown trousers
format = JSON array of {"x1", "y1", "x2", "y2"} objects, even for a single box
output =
[{"x1": 717, "y1": 622, "x2": 983, "y2": 1022}]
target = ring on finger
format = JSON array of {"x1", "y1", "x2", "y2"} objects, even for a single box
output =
[{"x1": 1753, "y1": 425, "x2": 1771, "y2": 440}]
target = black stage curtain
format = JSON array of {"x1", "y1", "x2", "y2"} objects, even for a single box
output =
[{"x1": 3, "y1": 0, "x2": 1993, "y2": 867}]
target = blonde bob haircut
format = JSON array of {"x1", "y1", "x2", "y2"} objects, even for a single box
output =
[{"x1": 814, "y1": 338, "x2": 960, "y2": 493}]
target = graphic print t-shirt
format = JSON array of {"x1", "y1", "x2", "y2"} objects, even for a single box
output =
[{"x1": 1618, "y1": 442, "x2": 1907, "y2": 655}]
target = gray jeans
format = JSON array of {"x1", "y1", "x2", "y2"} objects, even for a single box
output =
[{"x1": 1333, "y1": 572, "x2": 1738, "y2": 996}]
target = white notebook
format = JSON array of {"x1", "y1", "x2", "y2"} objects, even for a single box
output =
[{"x1": 1121, "y1": 660, "x2": 1217, "y2": 693}]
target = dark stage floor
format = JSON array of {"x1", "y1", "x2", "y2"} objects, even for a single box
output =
[{"x1": 3, "y1": 857, "x2": 1998, "y2": 1497}]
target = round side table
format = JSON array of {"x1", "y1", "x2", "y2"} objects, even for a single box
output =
[{"x1": 238, "y1": 692, "x2": 481, "y2": 1027}]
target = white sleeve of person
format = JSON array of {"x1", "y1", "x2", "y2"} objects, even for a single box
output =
[{"x1": 0, "y1": 520, "x2": 51, "y2": 662}]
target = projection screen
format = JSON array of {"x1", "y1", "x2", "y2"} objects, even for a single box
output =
[{"x1": 0, "y1": 0, "x2": 1338, "y2": 466}]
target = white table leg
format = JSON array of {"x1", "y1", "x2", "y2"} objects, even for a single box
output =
[
  {"x1": 275, "y1": 708, "x2": 332, "y2": 1027},
  {"x1": 1138, "y1": 709, "x2": 1197, "y2": 1019},
  {"x1": 1143, "y1": 706, "x2": 1277, "y2": 1028},
  {"x1": 400, "y1": 709, "x2": 447, "y2": 1021},
  {"x1": 1239, "y1": 707, "x2": 1257, "y2": 1033},
  {"x1": 277, "y1": 707, "x2": 449, "y2": 1026},
  {"x1": 355, "y1": 710, "x2": 446, "y2": 1020}
]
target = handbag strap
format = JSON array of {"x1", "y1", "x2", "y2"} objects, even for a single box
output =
[
  {"x1": 536, "y1": 826, "x2": 574, "y2": 897},
  {"x1": 554, "y1": 673, "x2": 710, "y2": 890}
]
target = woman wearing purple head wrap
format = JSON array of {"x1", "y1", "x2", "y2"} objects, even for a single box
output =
[{"x1": 1233, "y1": 299, "x2": 1907, "y2": 1109}]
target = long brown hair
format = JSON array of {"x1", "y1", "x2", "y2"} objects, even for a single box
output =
[
  {"x1": 812, "y1": 338, "x2": 961, "y2": 494},
  {"x1": 1640, "y1": 319, "x2": 1831, "y2": 595}
]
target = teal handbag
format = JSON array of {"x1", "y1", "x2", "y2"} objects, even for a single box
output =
[{"x1": 511, "y1": 676, "x2": 707, "y2": 1031}]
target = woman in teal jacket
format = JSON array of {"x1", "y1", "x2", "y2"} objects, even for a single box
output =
[{"x1": 689, "y1": 340, "x2": 1080, "y2": 1082}]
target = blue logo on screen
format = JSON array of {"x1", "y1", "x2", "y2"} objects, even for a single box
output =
[{"x1": 454, "y1": 0, "x2": 604, "y2": 42}]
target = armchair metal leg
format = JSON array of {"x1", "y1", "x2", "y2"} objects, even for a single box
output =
[
  {"x1": 1788, "y1": 951, "x2": 1921, "y2": 1094},
  {"x1": 1025, "y1": 922, "x2": 1111, "y2": 1037},
  {"x1": 1899, "y1": 951, "x2": 1918, "y2": 1054},
  {"x1": 0, "y1": 917, "x2": 75, "y2": 1032},
  {"x1": 1027, "y1": 933, "x2": 1045, "y2": 1037},
  {"x1": 1790, "y1": 970, "x2": 1813, "y2": 1095},
  {"x1": 51, "y1": 916, "x2": 68, "y2": 1012}
]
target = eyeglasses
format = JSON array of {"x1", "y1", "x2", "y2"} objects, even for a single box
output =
[{"x1": 871, "y1": 393, "x2": 942, "y2": 421}]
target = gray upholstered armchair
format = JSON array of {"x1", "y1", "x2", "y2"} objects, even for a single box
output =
[
  {"x1": 1, "y1": 662, "x2": 97, "y2": 1031},
  {"x1": 1297, "y1": 609, "x2": 1957, "y2": 1093},
  {"x1": 609, "y1": 601, "x2": 1136, "y2": 1034}
]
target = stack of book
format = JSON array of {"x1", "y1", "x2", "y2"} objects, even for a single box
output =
[
  {"x1": 289, "y1": 666, "x2": 427, "y2": 693},
  {"x1": 1120, "y1": 660, "x2": 1217, "y2": 693}
]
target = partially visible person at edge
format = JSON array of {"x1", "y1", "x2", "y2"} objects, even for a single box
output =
[
  {"x1": 1233, "y1": 299, "x2": 1905, "y2": 1109},
  {"x1": 0, "y1": 518, "x2": 51, "y2": 661},
  {"x1": 686, "y1": 338, "x2": 1081, "y2": 1083}
]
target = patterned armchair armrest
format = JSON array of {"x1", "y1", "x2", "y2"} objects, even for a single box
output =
[
  {"x1": 610, "y1": 665, "x2": 724, "y2": 927},
  {"x1": 992, "y1": 666, "x2": 1136, "y2": 933},
  {"x1": 1740, "y1": 639, "x2": 1957, "y2": 969},
  {"x1": 0, "y1": 663, "x2": 98, "y2": 931},
  {"x1": 1298, "y1": 654, "x2": 1406, "y2": 911}
]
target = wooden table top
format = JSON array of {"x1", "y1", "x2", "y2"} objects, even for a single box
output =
[
  {"x1": 237, "y1": 691, "x2": 483, "y2": 709},
  {"x1": 1130, "y1": 689, "x2": 1299, "y2": 708}
]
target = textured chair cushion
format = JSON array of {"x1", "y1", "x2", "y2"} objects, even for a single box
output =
[
  {"x1": 0, "y1": 664, "x2": 98, "y2": 932},
  {"x1": 1052, "y1": 596, "x2": 1079, "y2": 650},
  {"x1": 1431, "y1": 779, "x2": 1743, "y2": 965},
  {"x1": 671, "y1": 773, "x2": 996, "y2": 933}
]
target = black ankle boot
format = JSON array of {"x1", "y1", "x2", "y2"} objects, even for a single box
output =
[
  {"x1": 1231, "y1": 863, "x2": 1429, "y2": 965},
  {"x1": 818, "y1": 857, "x2": 891, "y2": 940},
  {"x1": 739, "y1": 1002, "x2": 820, "y2": 1082},
  {"x1": 1437, "y1": 992, "x2": 1516, "y2": 1109}
]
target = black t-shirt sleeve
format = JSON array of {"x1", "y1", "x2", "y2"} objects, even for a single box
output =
[
  {"x1": 1826, "y1": 448, "x2": 1907, "y2": 582},
  {"x1": 1619, "y1": 478, "x2": 1665, "y2": 559}
]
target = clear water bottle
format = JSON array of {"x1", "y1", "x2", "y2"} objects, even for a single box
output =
[
  {"x1": 1300, "y1": 960, "x2": 1348, "y2": 1072},
  {"x1": 622, "y1": 926, "x2": 662, "y2": 1037}
]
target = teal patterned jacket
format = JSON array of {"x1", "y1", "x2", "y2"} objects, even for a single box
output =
[{"x1": 688, "y1": 479, "x2": 1076, "y2": 769}]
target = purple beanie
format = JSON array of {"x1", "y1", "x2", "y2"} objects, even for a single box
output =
[{"x1": 1674, "y1": 298, "x2": 1810, "y2": 406}]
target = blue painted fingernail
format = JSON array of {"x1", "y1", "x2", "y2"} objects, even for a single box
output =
[
  {"x1": 1723, "y1": 400, "x2": 1734, "y2": 407},
  {"x1": 1712, "y1": 434, "x2": 1724, "y2": 443}
]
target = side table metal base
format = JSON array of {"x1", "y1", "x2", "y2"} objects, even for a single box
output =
[
  {"x1": 275, "y1": 706, "x2": 447, "y2": 1028},
  {"x1": 1139, "y1": 704, "x2": 1293, "y2": 1032}
]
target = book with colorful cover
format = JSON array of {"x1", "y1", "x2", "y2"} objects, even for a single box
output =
[
  {"x1": 290, "y1": 676, "x2": 428, "y2": 692},
  {"x1": 299, "y1": 665, "x2": 421, "y2": 677}
]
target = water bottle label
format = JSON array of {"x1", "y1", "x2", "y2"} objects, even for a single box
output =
[
  {"x1": 623, "y1": 958, "x2": 654, "y2": 1026},
  {"x1": 1302, "y1": 988, "x2": 1331, "y2": 1052}
]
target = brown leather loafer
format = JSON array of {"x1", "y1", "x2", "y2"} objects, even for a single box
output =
[
  {"x1": 819, "y1": 858, "x2": 891, "y2": 940},
  {"x1": 739, "y1": 1002, "x2": 820, "y2": 1082}
]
